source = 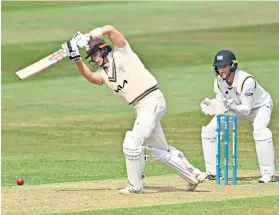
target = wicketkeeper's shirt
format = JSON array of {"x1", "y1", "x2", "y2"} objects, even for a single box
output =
[{"x1": 214, "y1": 69, "x2": 272, "y2": 114}]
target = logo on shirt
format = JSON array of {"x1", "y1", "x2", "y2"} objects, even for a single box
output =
[
  {"x1": 117, "y1": 64, "x2": 125, "y2": 73},
  {"x1": 245, "y1": 92, "x2": 253, "y2": 96},
  {"x1": 244, "y1": 88, "x2": 253, "y2": 96},
  {"x1": 115, "y1": 80, "x2": 128, "y2": 93}
]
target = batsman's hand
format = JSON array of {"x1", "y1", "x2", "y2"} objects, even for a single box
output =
[
  {"x1": 61, "y1": 39, "x2": 81, "y2": 62},
  {"x1": 72, "y1": 31, "x2": 90, "y2": 50}
]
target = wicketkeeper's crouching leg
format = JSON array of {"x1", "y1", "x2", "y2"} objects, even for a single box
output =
[
  {"x1": 252, "y1": 105, "x2": 276, "y2": 183},
  {"x1": 253, "y1": 128, "x2": 276, "y2": 183}
]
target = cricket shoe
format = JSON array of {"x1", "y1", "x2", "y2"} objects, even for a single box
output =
[
  {"x1": 258, "y1": 175, "x2": 276, "y2": 183},
  {"x1": 186, "y1": 172, "x2": 206, "y2": 192},
  {"x1": 205, "y1": 174, "x2": 216, "y2": 180},
  {"x1": 119, "y1": 180, "x2": 144, "y2": 194},
  {"x1": 119, "y1": 186, "x2": 143, "y2": 194},
  {"x1": 205, "y1": 173, "x2": 223, "y2": 181}
]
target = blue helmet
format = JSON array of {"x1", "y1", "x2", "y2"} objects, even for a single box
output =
[{"x1": 213, "y1": 50, "x2": 238, "y2": 74}]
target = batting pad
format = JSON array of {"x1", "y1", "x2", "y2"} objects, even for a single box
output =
[
  {"x1": 147, "y1": 146, "x2": 198, "y2": 184},
  {"x1": 201, "y1": 126, "x2": 217, "y2": 175},
  {"x1": 253, "y1": 128, "x2": 275, "y2": 176},
  {"x1": 123, "y1": 131, "x2": 145, "y2": 190}
]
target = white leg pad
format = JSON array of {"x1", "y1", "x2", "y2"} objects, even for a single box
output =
[
  {"x1": 253, "y1": 128, "x2": 275, "y2": 176},
  {"x1": 123, "y1": 131, "x2": 145, "y2": 190},
  {"x1": 147, "y1": 145, "x2": 198, "y2": 184},
  {"x1": 201, "y1": 126, "x2": 217, "y2": 175}
]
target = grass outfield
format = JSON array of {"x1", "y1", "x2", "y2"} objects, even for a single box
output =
[
  {"x1": 57, "y1": 196, "x2": 279, "y2": 215},
  {"x1": 1, "y1": 2, "x2": 279, "y2": 215}
]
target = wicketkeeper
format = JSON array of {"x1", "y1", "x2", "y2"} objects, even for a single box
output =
[
  {"x1": 200, "y1": 50, "x2": 276, "y2": 183},
  {"x1": 61, "y1": 25, "x2": 205, "y2": 194}
]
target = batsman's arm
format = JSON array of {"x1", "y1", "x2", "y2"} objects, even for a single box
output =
[
  {"x1": 88, "y1": 25, "x2": 126, "y2": 49},
  {"x1": 62, "y1": 39, "x2": 103, "y2": 85},
  {"x1": 75, "y1": 61, "x2": 103, "y2": 86}
]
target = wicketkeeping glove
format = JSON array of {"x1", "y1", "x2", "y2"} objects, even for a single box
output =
[
  {"x1": 200, "y1": 98, "x2": 228, "y2": 115},
  {"x1": 61, "y1": 39, "x2": 81, "y2": 62},
  {"x1": 222, "y1": 98, "x2": 235, "y2": 112}
]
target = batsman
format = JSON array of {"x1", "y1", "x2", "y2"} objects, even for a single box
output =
[
  {"x1": 61, "y1": 25, "x2": 205, "y2": 194},
  {"x1": 200, "y1": 50, "x2": 276, "y2": 183}
]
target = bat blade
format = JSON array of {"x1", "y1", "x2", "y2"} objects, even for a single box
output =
[{"x1": 15, "y1": 49, "x2": 67, "y2": 80}]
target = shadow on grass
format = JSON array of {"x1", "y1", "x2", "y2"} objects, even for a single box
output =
[
  {"x1": 56, "y1": 185, "x2": 211, "y2": 193},
  {"x1": 237, "y1": 176, "x2": 259, "y2": 182},
  {"x1": 141, "y1": 185, "x2": 210, "y2": 193},
  {"x1": 218, "y1": 176, "x2": 278, "y2": 184},
  {"x1": 56, "y1": 187, "x2": 114, "y2": 192}
]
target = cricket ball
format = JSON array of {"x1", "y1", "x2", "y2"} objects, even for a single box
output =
[{"x1": 16, "y1": 178, "x2": 24, "y2": 186}]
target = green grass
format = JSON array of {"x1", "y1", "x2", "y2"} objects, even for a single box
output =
[
  {"x1": 56, "y1": 196, "x2": 279, "y2": 215},
  {"x1": 2, "y1": 0, "x2": 279, "y2": 186},
  {"x1": 1, "y1": 1, "x2": 279, "y2": 215},
  {"x1": 2, "y1": 61, "x2": 279, "y2": 186}
]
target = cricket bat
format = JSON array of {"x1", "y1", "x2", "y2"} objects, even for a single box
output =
[{"x1": 15, "y1": 48, "x2": 67, "y2": 80}]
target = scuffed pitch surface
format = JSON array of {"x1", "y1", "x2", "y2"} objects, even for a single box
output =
[{"x1": 2, "y1": 171, "x2": 279, "y2": 215}]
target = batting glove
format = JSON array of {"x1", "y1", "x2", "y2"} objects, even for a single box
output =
[
  {"x1": 62, "y1": 39, "x2": 81, "y2": 62},
  {"x1": 72, "y1": 31, "x2": 90, "y2": 50}
]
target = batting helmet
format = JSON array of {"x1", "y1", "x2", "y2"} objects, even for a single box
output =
[
  {"x1": 213, "y1": 50, "x2": 238, "y2": 74},
  {"x1": 85, "y1": 38, "x2": 112, "y2": 60}
]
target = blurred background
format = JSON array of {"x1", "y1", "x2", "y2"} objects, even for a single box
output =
[{"x1": 2, "y1": 1, "x2": 279, "y2": 187}]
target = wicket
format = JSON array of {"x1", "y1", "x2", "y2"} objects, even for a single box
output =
[{"x1": 216, "y1": 114, "x2": 238, "y2": 185}]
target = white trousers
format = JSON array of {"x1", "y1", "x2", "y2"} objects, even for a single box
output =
[
  {"x1": 124, "y1": 95, "x2": 201, "y2": 189},
  {"x1": 132, "y1": 96, "x2": 169, "y2": 150}
]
